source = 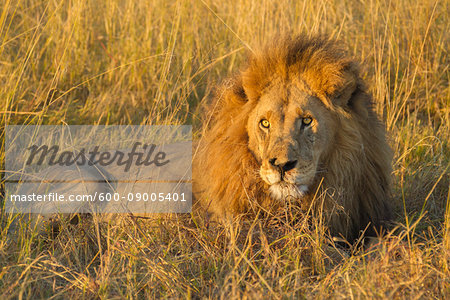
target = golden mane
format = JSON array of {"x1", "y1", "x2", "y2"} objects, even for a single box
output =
[{"x1": 193, "y1": 34, "x2": 393, "y2": 241}]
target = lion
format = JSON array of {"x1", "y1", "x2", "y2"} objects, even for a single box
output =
[{"x1": 193, "y1": 34, "x2": 393, "y2": 241}]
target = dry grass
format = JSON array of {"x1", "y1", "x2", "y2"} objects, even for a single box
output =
[{"x1": 0, "y1": 0, "x2": 449, "y2": 298}]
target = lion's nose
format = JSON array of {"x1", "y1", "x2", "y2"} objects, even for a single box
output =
[{"x1": 269, "y1": 158, "x2": 298, "y2": 172}]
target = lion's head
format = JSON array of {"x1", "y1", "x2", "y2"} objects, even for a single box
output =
[
  {"x1": 194, "y1": 34, "x2": 393, "y2": 241},
  {"x1": 247, "y1": 77, "x2": 337, "y2": 201}
]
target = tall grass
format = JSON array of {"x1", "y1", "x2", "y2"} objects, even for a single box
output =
[{"x1": 1, "y1": 0, "x2": 449, "y2": 298}]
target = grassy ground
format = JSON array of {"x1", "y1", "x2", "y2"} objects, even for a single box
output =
[{"x1": 1, "y1": 0, "x2": 449, "y2": 298}]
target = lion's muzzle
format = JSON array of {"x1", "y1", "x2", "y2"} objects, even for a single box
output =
[
  {"x1": 260, "y1": 156, "x2": 311, "y2": 200},
  {"x1": 261, "y1": 158, "x2": 296, "y2": 185}
]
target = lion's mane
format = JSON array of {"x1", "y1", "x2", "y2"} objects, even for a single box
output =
[{"x1": 193, "y1": 34, "x2": 393, "y2": 241}]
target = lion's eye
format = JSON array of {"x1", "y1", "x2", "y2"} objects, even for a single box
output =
[
  {"x1": 302, "y1": 117, "x2": 312, "y2": 126},
  {"x1": 260, "y1": 119, "x2": 270, "y2": 129}
]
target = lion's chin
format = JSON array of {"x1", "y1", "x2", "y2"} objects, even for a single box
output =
[{"x1": 269, "y1": 182, "x2": 308, "y2": 200}]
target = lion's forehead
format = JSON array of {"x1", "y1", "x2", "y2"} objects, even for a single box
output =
[{"x1": 254, "y1": 83, "x2": 324, "y2": 117}]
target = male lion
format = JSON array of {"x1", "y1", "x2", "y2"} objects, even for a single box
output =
[{"x1": 193, "y1": 34, "x2": 393, "y2": 241}]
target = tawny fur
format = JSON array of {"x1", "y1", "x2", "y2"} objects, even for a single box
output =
[{"x1": 193, "y1": 34, "x2": 393, "y2": 241}]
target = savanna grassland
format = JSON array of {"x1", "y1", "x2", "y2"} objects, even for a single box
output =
[{"x1": 0, "y1": 0, "x2": 449, "y2": 298}]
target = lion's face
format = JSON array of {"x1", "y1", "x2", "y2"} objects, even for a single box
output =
[{"x1": 247, "y1": 79, "x2": 335, "y2": 200}]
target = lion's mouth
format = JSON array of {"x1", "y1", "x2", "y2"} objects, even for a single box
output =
[
  {"x1": 260, "y1": 164, "x2": 312, "y2": 200},
  {"x1": 269, "y1": 182, "x2": 308, "y2": 200}
]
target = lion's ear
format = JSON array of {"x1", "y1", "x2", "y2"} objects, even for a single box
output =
[
  {"x1": 221, "y1": 76, "x2": 248, "y2": 106},
  {"x1": 333, "y1": 70, "x2": 369, "y2": 119}
]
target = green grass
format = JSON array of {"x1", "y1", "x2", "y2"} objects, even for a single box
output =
[{"x1": 1, "y1": 0, "x2": 449, "y2": 298}]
